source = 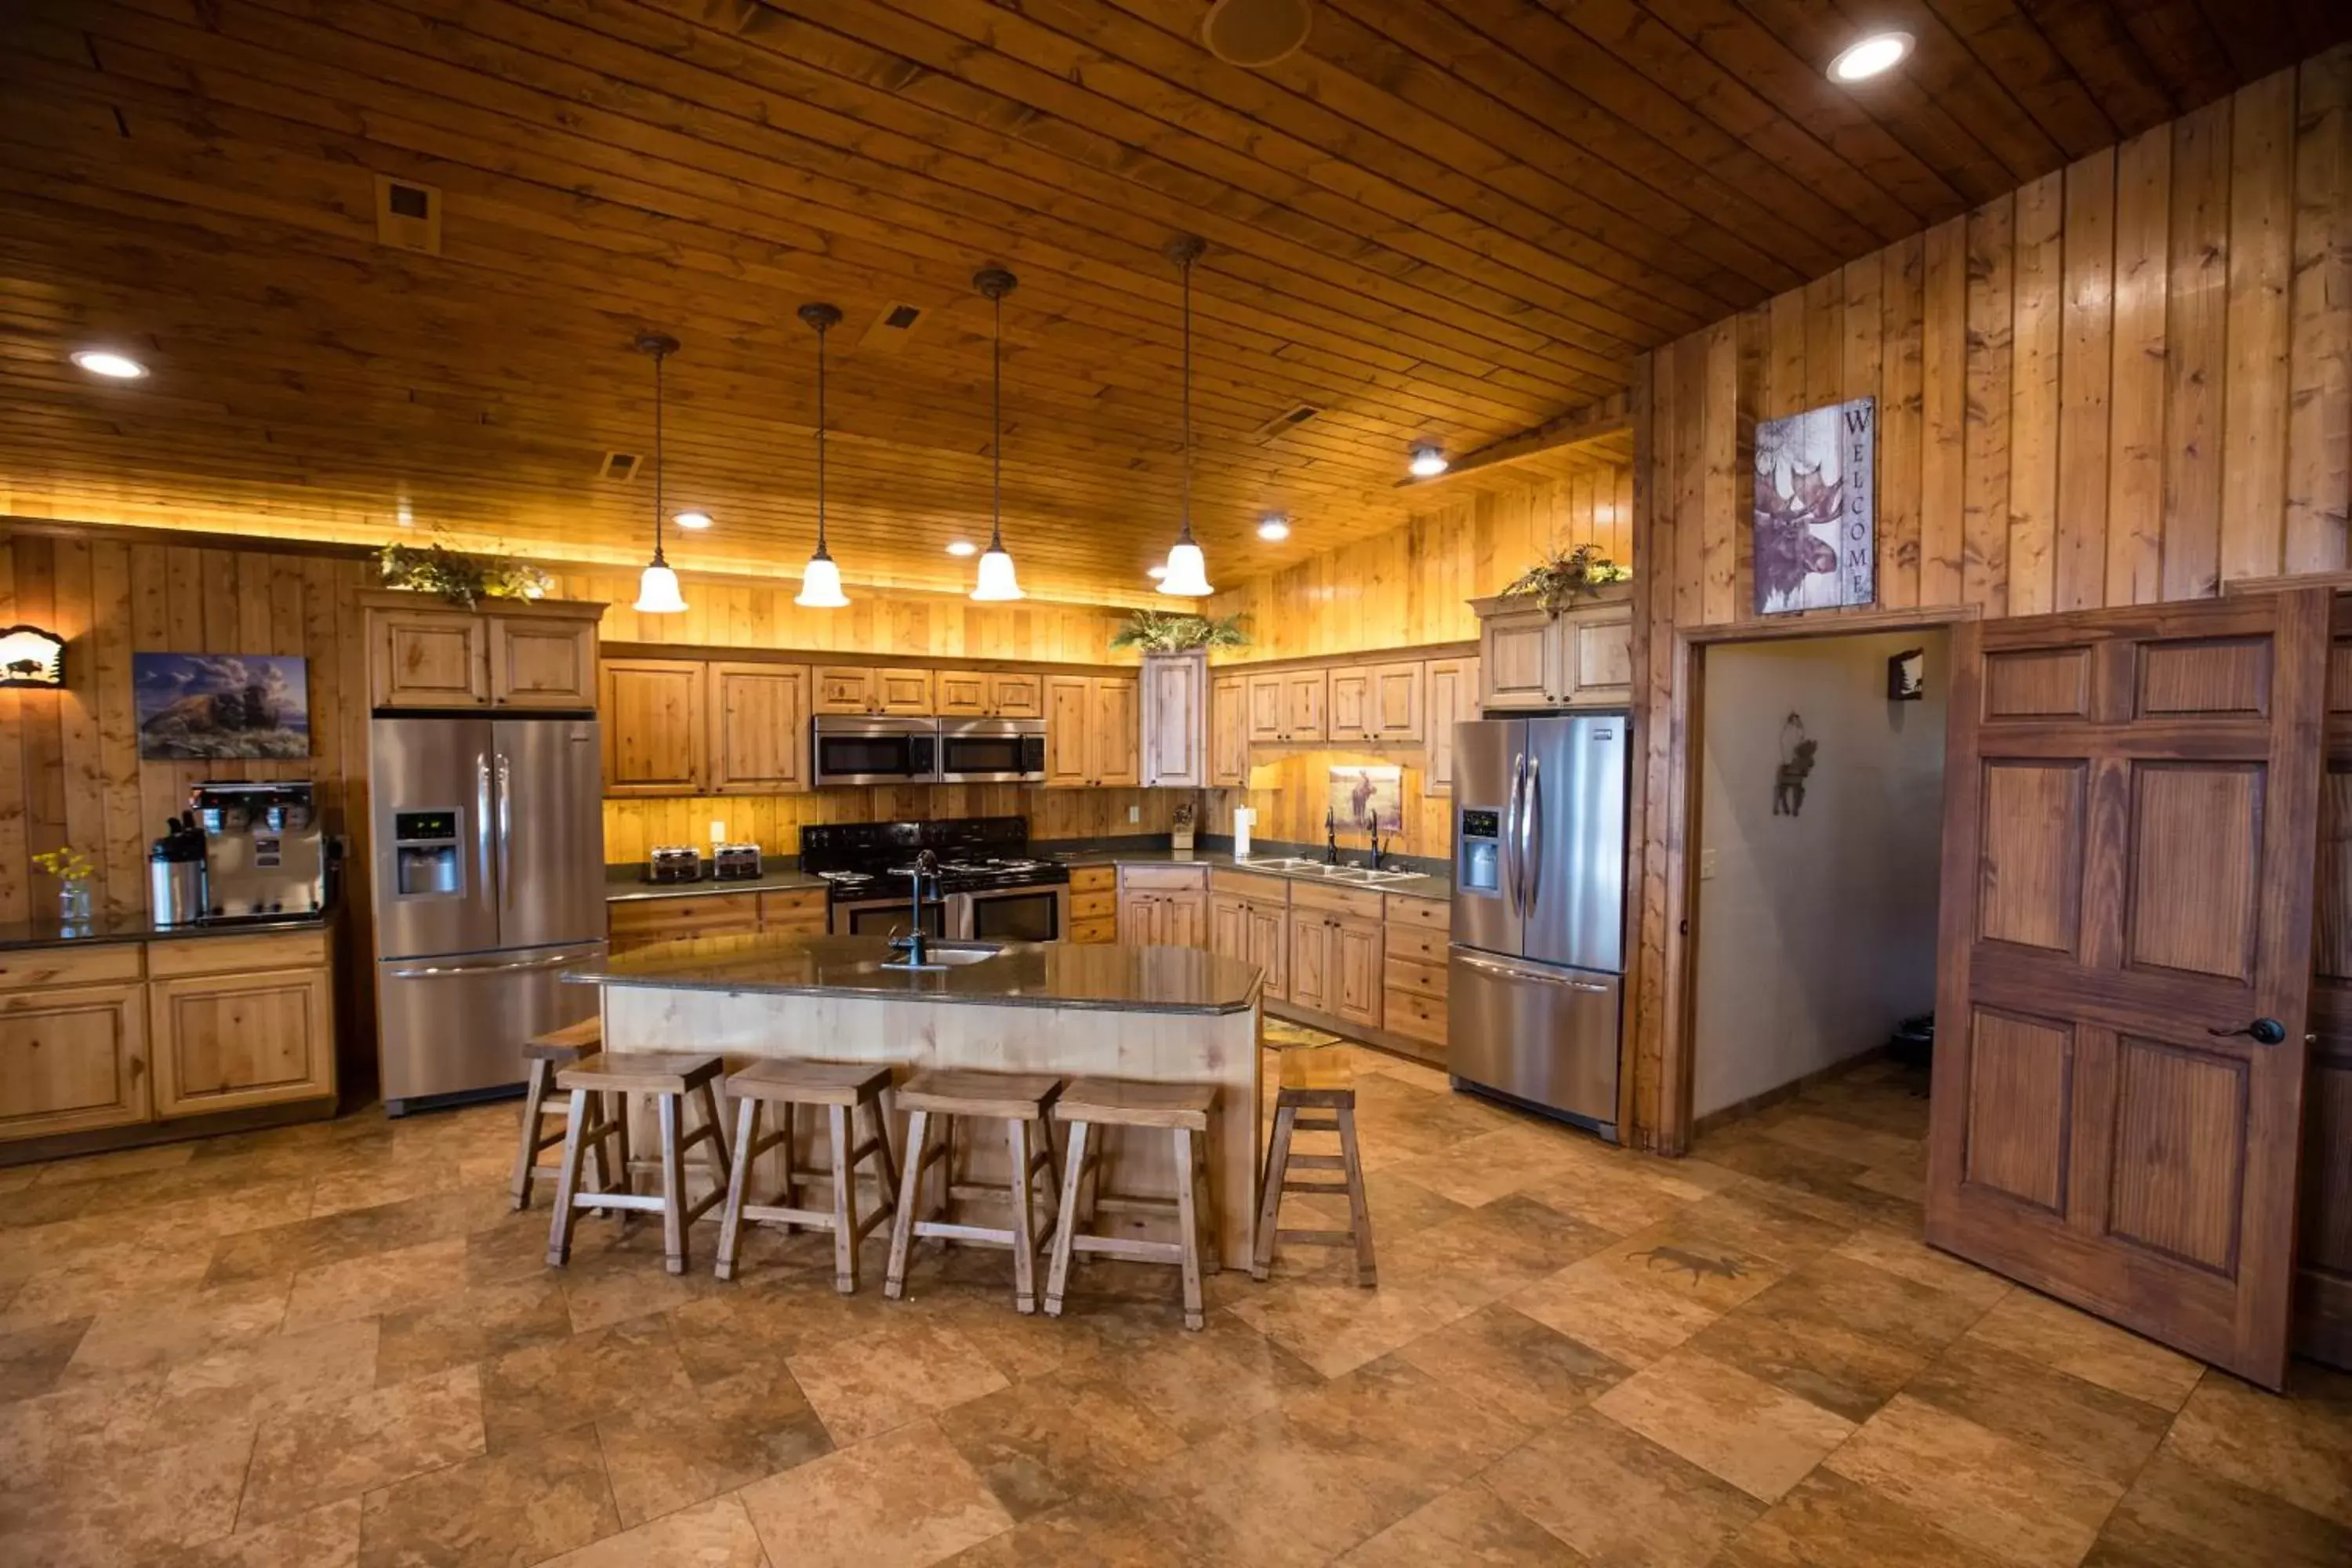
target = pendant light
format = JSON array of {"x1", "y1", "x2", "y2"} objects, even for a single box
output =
[
  {"x1": 1157, "y1": 235, "x2": 1214, "y2": 597},
  {"x1": 793, "y1": 303, "x2": 850, "y2": 608},
  {"x1": 970, "y1": 267, "x2": 1025, "y2": 602},
  {"x1": 630, "y1": 333, "x2": 688, "y2": 615}
]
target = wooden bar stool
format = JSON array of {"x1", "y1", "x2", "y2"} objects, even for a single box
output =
[
  {"x1": 510, "y1": 1015, "x2": 606, "y2": 1211},
  {"x1": 713, "y1": 1059, "x2": 901, "y2": 1292},
  {"x1": 1043, "y1": 1077, "x2": 1218, "y2": 1330},
  {"x1": 1252, "y1": 1047, "x2": 1376, "y2": 1286},
  {"x1": 546, "y1": 1051, "x2": 732, "y2": 1276},
  {"x1": 884, "y1": 1069, "x2": 1063, "y2": 1314}
]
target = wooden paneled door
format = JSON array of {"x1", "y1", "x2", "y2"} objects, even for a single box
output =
[
  {"x1": 2299, "y1": 598, "x2": 2352, "y2": 1370},
  {"x1": 1928, "y1": 590, "x2": 2332, "y2": 1390}
]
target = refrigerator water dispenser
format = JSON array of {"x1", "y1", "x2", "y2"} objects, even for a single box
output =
[{"x1": 392, "y1": 811, "x2": 465, "y2": 897}]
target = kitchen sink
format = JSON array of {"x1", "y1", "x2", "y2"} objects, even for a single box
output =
[
  {"x1": 1233, "y1": 856, "x2": 1324, "y2": 873},
  {"x1": 877, "y1": 941, "x2": 1001, "y2": 971},
  {"x1": 1235, "y1": 857, "x2": 1424, "y2": 887}
]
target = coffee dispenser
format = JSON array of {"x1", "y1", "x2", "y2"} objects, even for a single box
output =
[{"x1": 187, "y1": 781, "x2": 326, "y2": 920}]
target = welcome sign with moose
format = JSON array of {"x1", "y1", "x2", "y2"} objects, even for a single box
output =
[{"x1": 1753, "y1": 396, "x2": 1875, "y2": 615}]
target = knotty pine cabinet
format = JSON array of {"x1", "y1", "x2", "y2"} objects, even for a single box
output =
[
  {"x1": 812, "y1": 665, "x2": 935, "y2": 717},
  {"x1": 605, "y1": 887, "x2": 827, "y2": 955},
  {"x1": 601, "y1": 658, "x2": 709, "y2": 797},
  {"x1": 706, "y1": 662, "x2": 810, "y2": 794},
  {"x1": 1209, "y1": 869, "x2": 1290, "y2": 1001},
  {"x1": 1140, "y1": 652, "x2": 1210, "y2": 788},
  {"x1": 937, "y1": 670, "x2": 1044, "y2": 719},
  {"x1": 1068, "y1": 866, "x2": 1118, "y2": 945},
  {"x1": 1209, "y1": 673, "x2": 1248, "y2": 788},
  {"x1": 1245, "y1": 669, "x2": 1328, "y2": 743},
  {"x1": 1287, "y1": 883, "x2": 1385, "y2": 1031},
  {"x1": 1424, "y1": 657, "x2": 1476, "y2": 796},
  {"x1": 1116, "y1": 865, "x2": 1210, "y2": 949},
  {"x1": 1472, "y1": 590, "x2": 1633, "y2": 712},
  {"x1": 365, "y1": 594, "x2": 602, "y2": 711},
  {"x1": 1045, "y1": 675, "x2": 1140, "y2": 788},
  {"x1": 1329, "y1": 661, "x2": 1425, "y2": 744},
  {"x1": 0, "y1": 978, "x2": 151, "y2": 1140}
]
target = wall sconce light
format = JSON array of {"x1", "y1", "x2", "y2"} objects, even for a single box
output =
[{"x1": 0, "y1": 625, "x2": 66, "y2": 688}]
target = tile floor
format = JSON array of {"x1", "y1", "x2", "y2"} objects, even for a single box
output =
[{"x1": 2, "y1": 1027, "x2": 2347, "y2": 1566}]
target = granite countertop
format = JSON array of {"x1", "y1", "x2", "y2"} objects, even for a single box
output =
[
  {"x1": 1054, "y1": 846, "x2": 1454, "y2": 900},
  {"x1": 566, "y1": 932, "x2": 1264, "y2": 1014},
  {"x1": 0, "y1": 911, "x2": 332, "y2": 953},
  {"x1": 604, "y1": 868, "x2": 829, "y2": 902}
]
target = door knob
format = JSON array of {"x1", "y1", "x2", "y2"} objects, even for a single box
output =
[{"x1": 2209, "y1": 1018, "x2": 2287, "y2": 1045}]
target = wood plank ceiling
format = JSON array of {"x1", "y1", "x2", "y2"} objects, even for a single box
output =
[{"x1": 1, "y1": 1, "x2": 2342, "y2": 603}]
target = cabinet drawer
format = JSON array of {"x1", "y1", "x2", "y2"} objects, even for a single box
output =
[
  {"x1": 1069, "y1": 919, "x2": 1117, "y2": 946},
  {"x1": 1385, "y1": 955, "x2": 1448, "y2": 1000},
  {"x1": 758, "y1": 889, "x2": 828, "y2": 934},
  {"x1": 1385, "y1": 924, "x2": 1448, "y2": 967},
  {"x1": 1068, "y1": 866, "x2": 1117, "y2": 895},
  {"x1": 0, "y1": 943, "x2": 144, "y2": 993},
  {"x1": 1070, "y1": 890, "x2": 1117, "y2": 922},
  {"x1": 1383, "y1": 987, "x2": 1448, "y2": 1047},
  {"x1": 608, "y1": 893, "x2": 762, "y2": 939},
  {"x1": 1289, "y1": 880, "x2": 1385, "y2": 921},
  {"x1": 1120, "y1": 864, "x2": 1210, "y2": 891},
  {"x1": 1385, "y1": 894, "x2": 1450, "y2": 931},
  {"x1": 147, "y1": 929, "x2": 329, "y2": 981},
  {"x1": 1210, "y1": 869, "x2": 1290, "y2": 902}
]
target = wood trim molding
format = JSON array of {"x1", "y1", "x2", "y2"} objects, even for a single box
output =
[
  {"x1": 1395, "y1": 392, "x2": 1634, "y2": 492},
  {"x1": 1679, "y1": 604, "x2": 1983, "y2": 645},
  {"x1": 597, "y1": 641, "x2": 1137, "y2": 677},
  {"x1": 1204, "y1": 639, "x2": 1479, "y2": 676},
  {"x1": 2224, "y1": 571, "x2": 2352, "y2": 597}
]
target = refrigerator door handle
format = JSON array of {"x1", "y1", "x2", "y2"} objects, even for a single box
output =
[
  {"x1": 1521, "y1": 753, "x2": 1542, "y2": 913},
  {"x1": 387, "y1": 946, "x2": 606, "y2": 980},
  {"x1": 1451, "y1": 948, "x2": 1613, "y2": 993},
  {"x1": 475, "y1": 752, "x2": 495, "y2": 906},
  {"x1": 1504, "y1": 752, "x2": 1527, "y2": 917},
  {"x1": 494, "y1": 752, "x2": 514, "y2": 909}
]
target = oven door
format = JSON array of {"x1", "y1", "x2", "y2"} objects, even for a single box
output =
[
  {"x1": 830, "y1": 895, "x2": 946, "y2": 940},
  {"x1": 937, "y1": 720, "x2": 1047, "y2": 783},
  {"x1": 950, "y1": 886, "x2": 1069, "y2": 944},
  {"x1": 811, "y1": 718, "x2": 940, "y2": 786}
]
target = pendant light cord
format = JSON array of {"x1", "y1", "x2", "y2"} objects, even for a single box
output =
[
  {"x1": 652, "y1": 346, "x2": 666, "y2": 565},
  {"x1": 990, "y1": 286, "x2": 1004, "y2": 553},
  {"x1": 815, "y1": 319, "x2": 828, "y2": 555},
  {"x1": 1181, "y1": 248, "x2": 1192, "y2": 543}
]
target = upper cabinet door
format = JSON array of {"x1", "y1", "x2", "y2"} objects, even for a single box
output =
[
  {"x1": 375, "y1": 610, "x2": 490, "y2": 709},
  {"x1": 1090, "y1": 676, "x2": 1139, "y2": 786},
  {"x1": 989, "y1": 673, "x2": 1045, "y2": 719},
  {"x1": 1210, "y1": 675, "x2": 1248, "y2": 787},
  {"x1": 1563, "y1": 603, "x2": 1634, "y2": 708},
  {"x1": 488, "y1": 615, "x2": 597, "y2": 709},
  {"x1": 1479, "y1": 605, "x2": 1555, "y2": 710},
  {"x1": 936, "y1": 670, "x2": 990, "y2": 717},
  {"x1": 1142, "y1": 653, "x2": 1207, "y2": 788},
  {"x1": 1425, "y1": 657, "x2": 1476, "y2": 796},
  {"x1": 1283, "y1": 670, "x2": 1327, "y2": 742},
  {"x1": 600, "y1": 658, "x2": 706, "y2": 796},
  {"x1": 1327, "y1": 669, "x2": 1372, "y2": 742},
  {"x1": 874, "y1": 668, "x2": 935, "y2": 715},
  {"x1": 1245, "y1": 673, "x2": 1287, "y2": 742},
  {"x1": 811, "y1": 666, "x2": 877, "y2": 714},
  {"x1": 1044, "y1": 676, "x2": 1093, "y2": 787},
  {"x1": 1369, "y1": 661, "x2": 1425, "y2": 741},
  {"x1": 706, "y1": 662, "x2": 810, "y2": 794}
]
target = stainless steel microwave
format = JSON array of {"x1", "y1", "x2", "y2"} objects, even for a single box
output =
[
  {"x1": 938, "y1": 718, "x2": 1047, "y2": 784},
  {"x1": 811, "y1": 716, "x2": 938, "y2": 786}
]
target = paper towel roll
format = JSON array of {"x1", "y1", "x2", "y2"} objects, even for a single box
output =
[{"x1": 1233, "y1": 806, "x2": 1255, "y2": 859}]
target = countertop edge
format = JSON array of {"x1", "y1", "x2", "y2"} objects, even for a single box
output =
[{"x1": 579, "y1": 970, "x2": 1261, "y2": 1015}]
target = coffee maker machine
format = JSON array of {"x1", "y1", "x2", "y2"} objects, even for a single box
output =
[{"x1": 187, "y1": 781, "x2": 328, "y2": 921}]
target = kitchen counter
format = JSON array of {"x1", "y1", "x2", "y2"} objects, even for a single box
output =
[
  {"x1": 603, "y1": 867, "x2": 829, "y2": 902},
  {"x1": 0, "y1": 910, "x2": 332, "y2": 952},
  {"x1": 568, "y1": 932, "x2": 1261, "y2": 1014},
  {"x1": 1054, "y1": 845, "x2": 1454, "y2": 900}
]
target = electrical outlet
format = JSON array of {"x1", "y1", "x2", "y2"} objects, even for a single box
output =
[
  {"x1": 1700, "y1": 848, "x2": 1719, "y2": 880},
  {"x1": 1127, "y1": 804, "x2": 1142, "y2": 824},
  {"x1": 709, "y1": 819, "x2": 726, "y2": 844}
]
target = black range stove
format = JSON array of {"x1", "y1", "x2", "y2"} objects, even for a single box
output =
[{"x1": 800, "y1": 817, "x2": 1071, "y2": 942}]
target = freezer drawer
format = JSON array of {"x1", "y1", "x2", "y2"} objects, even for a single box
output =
[
  {"x1": 1447, "y1": 946, "x2": 1621, "y2": 1134},
  {"x1": 376, "y1": 942, "x2": 604, "y2": 1111}
]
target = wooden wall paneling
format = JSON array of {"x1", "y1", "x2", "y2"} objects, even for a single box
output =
[
  {"x1": 1701, "y1": 319, "x2": 1740, "y2": 627},
  {"x1": 2287, "y1": 48, "x2": 2352, "y2": 576},
  {"x1": 2223, "y1": 68, "x2": 2299, "y2": 585},
  {"x1": 2009, "y1": 173, "x2": 2063, "y2": 618},
  {"x1": 2058, "y1": 148, "x2": 2117, "y2": 612},
  {"x1": 2167, "y1": 96, "x2": 2235, "y2": 601},
  {"x1": 1842, "y1": 249, "x2": 1885, "y2": 605},
  {"x1": 2108, "y1": 125, "x2": 2172, "y2": 607},
  {"x1": 1965, "y1": 192, "x2": 2016, "y2": 615},
  {"x1": 1922, "y1": 215, "x2": 1971, "y2": 605},
  {"x1": 1882, "y1": 234, "x2": 1925, "y2": 611},
  {"x1": 0, "y1": 543, "x2": 24, "y2": 923},
  {"x1": 1733, "y1": 305, "x2": 1766, "y2": 618}
]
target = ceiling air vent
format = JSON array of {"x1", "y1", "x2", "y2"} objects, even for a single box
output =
[
  {"x1": 858, "y1": 301, "x2": 924, "y2": 354},
  {"x1": 600, "y1": 451, "x2": 641, "y2": 483},
  {"x1": 1253, "y1": 403, "x2": 1321, "y2": 439},
  {"x1": 374, "y1": 174, "x2": 443, "y2": 256}
]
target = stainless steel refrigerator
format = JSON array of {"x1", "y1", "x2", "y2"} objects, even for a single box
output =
[
  {"x1": 370, "y1": 714, "x2": 606, "y2": 1114},
  {"x1": 1450, "y1": 713, "x2": 1630, "y2": 1137}
]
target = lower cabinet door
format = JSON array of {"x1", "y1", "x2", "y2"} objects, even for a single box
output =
[
  {"x1": 150, "y1": 967, "x2": 333, "y2": 1118},
  {"x1": 1332, "y1": 919, "x2": 1385, "y2": 1029},
  {"x1": 1287, "y1": 912, "x2": 1330, "y2": 1013},
  {"x1": 1246, "y1": 902, "x2": 1289, "y2": 1001},
  {"x1": 0, "y1": 982, "x2": 150, "y2": 1141}
]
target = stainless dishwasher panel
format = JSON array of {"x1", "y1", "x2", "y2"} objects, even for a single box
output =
[
  {"x1": 376, "y1": 940, "x2": 605, "y2": 1112},
  {"x1": 1447, "y1": 946, "x2": 1621, "y2": 1134}
]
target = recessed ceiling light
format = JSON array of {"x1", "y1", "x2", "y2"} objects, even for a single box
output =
[
  {"x1": 946, "y1": 540, "x2": 978, "y2": 557},
  {"x1": 1828, "y1": 31, "x2": 1911, "y2": 83},
  {"x1": 71, "y1": 349, "x2": 147, "y2": 379},
  {"x1": 1146, "y1": 564, "x2": 1167, "y2": 579},
  {"x1": 673, "y1": 510, "x2": 712, "y2": 531},
  {"x1": 1256, "y1": 516, "x2": 1291, "y2": 542},
  {"x1": 1408, "y1": 443, "x2": 1448, "y2": 478}
]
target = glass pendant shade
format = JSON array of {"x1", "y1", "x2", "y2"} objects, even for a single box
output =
[
  {"x1": 795, "y1": 550, "x2": 848, "y2": 608},
  {"x1": 633, "y1": 558, "x2": 687, "y2": 615},
  {"x1": 1156, "y1": 532, "x2": 1214, "y2": 597},
  {"x1": 971, "y1": 543, "x2": 1025, "y2": 601}
]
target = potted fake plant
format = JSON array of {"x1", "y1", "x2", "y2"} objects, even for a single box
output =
[
  {"x1": 1499, "y1": 543, "x2": 1630, "y2": 619},
  {"x1": 1108, "y1": 609, "x2": 1250, "y2": 655}
]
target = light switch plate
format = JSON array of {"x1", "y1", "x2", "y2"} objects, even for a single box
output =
[
  {"x1": 1700, "y1": 848, "x2": 1718, "y2": 880},
  {"x1": 1127, "y1": 804, "x2": 1141, "y2": 824}
]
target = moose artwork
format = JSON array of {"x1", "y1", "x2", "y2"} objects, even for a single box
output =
[{"x1": 1754, "y1": 396, "x2": 1875, "y2": 615}]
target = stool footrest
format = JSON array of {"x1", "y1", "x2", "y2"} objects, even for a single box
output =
[
  {"x1": 1288, "y1": 1116, "x2": 1343, "y2": 1132},
  {"x1": 1283, "y1": 1153, "x2": 1348, "y2": 1171},
  {"x1": 1087, "y1": 1192, "x2": 1182, "y2": 1218},
  {"x1": 910, "y1": 1219, "x2": 1025, "y2": 1248},
  {"x1": 1275, "y1": 1227, "x2": 1359, "y2": 1247},
  {"x1": 1281, "y1": 1179, "x2": 1350, "y2": 1196},
  {"x1": 1068, "y1": 1232, "x2": 1185, "y2": 1265}
]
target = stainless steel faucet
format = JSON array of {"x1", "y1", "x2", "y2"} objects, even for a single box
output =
[{"x1": 890, "y1": 849, "x2": 939, "y2": 967}]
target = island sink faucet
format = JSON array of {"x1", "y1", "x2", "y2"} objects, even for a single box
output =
[{"x1": 889, "y1": 849, "x2": 939, "y2": 969}]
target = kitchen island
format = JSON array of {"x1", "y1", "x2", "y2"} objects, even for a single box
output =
[{"x1": 565, "y1": 934, "x2": 1265, "y2": 1267}]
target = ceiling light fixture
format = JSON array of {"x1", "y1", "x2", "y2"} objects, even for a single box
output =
[
  {"x1": 946, "y1": 540, "x2": 978, "y2": 557},
  {"x1": 1257, "y1": 515, "x2": 1290, "y2": 542},
  {"x1": 1157, "y1": 236, "x2": 1215, "y2": 599},
  {"x1": 673, "y1": 510, "x2": 713, "y2": 531},
  {"x1": 71, "y1": 349, "x2": 147, "y2": 379},
  {"x1": 1828, "y1": 31, "x2": 1911, "y2": 83},
  {"x1": 631, "y1": 333, "x2": 688, "y2": 615},
  {"x1": 1408, "y1": 443, "x2": 1448, "y2": 478},
  {"x1": 971, "y1": 267, "x2": 1025, "y2": 602},
  {"x1": 794, "y1": 303, "x2": 850, "y2": 609}
]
